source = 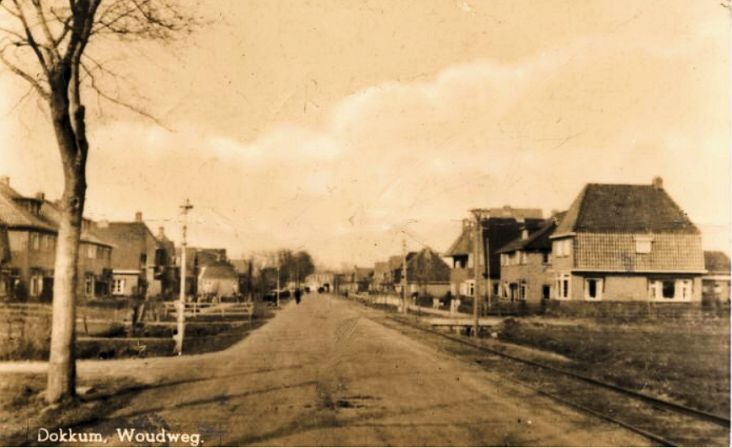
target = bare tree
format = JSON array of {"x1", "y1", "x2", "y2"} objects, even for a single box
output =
[{"x1": 0, "y1": 0, "x2": 197, "y2": 404}]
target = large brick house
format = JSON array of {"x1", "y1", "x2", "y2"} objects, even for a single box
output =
[
  {"x1": 445, "y1": 207, "x2": 544, "y2": 298},
  {"x1": 497, "y1": 213, "x2": 564, "y2": 303},
  {"x1": 549, "y1": 178, "x2": 705, "y2": 302},
  {"x1": 0, "y1": 177, "x2": 113, "y2": 301},
  {"x1": 94, "y1": 212, "x2": 173, "y2": 299}
]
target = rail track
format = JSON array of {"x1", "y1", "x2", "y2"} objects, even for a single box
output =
[{"x1": 375, "y1": 312, "x2": 729, "y2": 447}]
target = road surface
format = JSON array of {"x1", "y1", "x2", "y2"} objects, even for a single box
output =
[{"x1": 70, "y1": 294, "x2": 649, "y2": 446}]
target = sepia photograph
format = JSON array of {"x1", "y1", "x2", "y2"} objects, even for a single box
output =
[{"x1": 0, "y1": 0, "x2": 729, "y2": 446}]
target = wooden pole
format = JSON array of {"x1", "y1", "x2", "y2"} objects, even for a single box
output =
[{"x1": 176, "y1": 198, "x2": 193, "y2": 355}]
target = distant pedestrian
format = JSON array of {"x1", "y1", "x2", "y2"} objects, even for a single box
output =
[{"x1": 295, "y1": 288, "x2": 302, "y2": 304}]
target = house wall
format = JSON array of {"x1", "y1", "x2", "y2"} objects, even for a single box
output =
[
  {"x1": 500, "y1": 252, "x2": 553, "y2": 303},
  {"x1": 568, "y1": 273, "x2": 702, "y2": 302},
  {"x1": 77, "y1": 242, "x2": 112, "y2": 299},
  {"x1": 7, "y1": 229, "x2": 56, "y2": 300},
  {"x1": 112, "y1": 273, "x2": 140, "y2": 297},
  {"x1": 198, "y1": 277, "x2": 239, "y2": 297},
  {"x1": 408, "y1": 282, "x2": 450, "y2": 297}
]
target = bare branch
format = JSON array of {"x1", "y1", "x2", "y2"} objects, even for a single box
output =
[
  {"x1": 80, "y1": 60, "x2": 170, "y2": 130},
  {"x1": 0, "y1": 43, "x2": 49, "y2": 98},
  {"x1": 10, "y1": 0, "x2": 51, "y2": 74}
]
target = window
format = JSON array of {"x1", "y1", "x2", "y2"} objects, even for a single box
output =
[
  {"x1": 649, "y1": 279, "x2": 693, "y2": 301},
  {"x1": 30, "y1": 232, "x2": 40, "y2": 251},
  {"x1": 634, "y1": 235, "x2": 653, "y2": 254},
  {"x1": 519, "y1": 281, "x2": 527, "y2": 300},
  {"x1": 500, "y1": 254, "x2": 507, "y2": 266},
  {"x1": 584, "y1": 278, "x2": 603, "y2": 301},
  {"x1": 140, "y1": 253, "x2": 147, "y2": 268},
  {"x1": 519, "y1": 251, "x2": 527, "y2": 265},
  {"x1": 84, "y1": 274, "x2": 94, "y2": 297},
  {"x1": 553, "y1": 239, "x2": 572, "y2": 258},
  {"x1": 112, "y1": 279, "x2": 125, "y2": 295},
  {"x1": 556, "y1": 273, "x2": 571, "y2": 299},
  {"x1": 30, "y1": 274, "x2": 43, "y2": 297},
  {"x1": 542, "y1": 252, "x2": 550, "y2": 264},
  {"x1": 87, "y1": 244, "x2": 97, "y2": 259}
]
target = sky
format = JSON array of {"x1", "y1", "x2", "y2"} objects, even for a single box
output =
[{"x1": 0, "y1": 0, "x2": 729, "y2": 269}]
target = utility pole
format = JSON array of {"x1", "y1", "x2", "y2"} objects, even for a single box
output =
[
  {"x1": 471, "y1": 210, "x2": 482, "y2": 338},
  {"x1": 176, "y1": 198, "x2": 193, "y2": 355},
  {"x1": 402, "y1": 238, "x2": 407, "y2": 314}
]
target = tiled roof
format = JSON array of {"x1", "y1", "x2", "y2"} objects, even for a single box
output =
[
  {"x1": 94, "y1": 222, "x2": 157, "y2": 248},
  {"x1": 0, "y1": 190, "x2": 56, "y2": 232},
  {"x1": 574, "y1": 233, "x2": 704, "y2": 272},
  {"x1": 497, "y1": 212, "x2": 566, "y2": 254},
  {"x1": 407, "y1": 247, "x2": 451, "y2": 282},
  {"x1": 554, "y1": 183, "x2": 699, "y2": 235},
  {"x1": 199, "y1": 261, "x2": 238, "y2": 280},
  {"x1": 704, "y1": 251, "x2": 730, "y2": 274},
  {"x1": 445, "y1": 227, "x2": 472, "y2": 257}
]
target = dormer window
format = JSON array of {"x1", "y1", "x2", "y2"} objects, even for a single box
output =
[
  {"x1": 521, "y1": 229, "x2": 529, "y2": 239},
  {"x1": 634, "y1": 235, "x2": 654, "y2": 254}
]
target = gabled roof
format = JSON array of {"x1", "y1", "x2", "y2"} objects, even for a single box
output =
[
  {"x1": 199, "y1": 261, "x2": 238, "y2": 280},
  {"x1": 553, "y1": 182, "x2": 699, "y2": 236},
  {"x1": 498, "y1": 212, "x2": 566, "y2": 254},
  {"x1": 0, "y1": 189, "x2": 56, "y2": 232},
  {"x1": 94, "y1": 221, "x2": 158, "y2": 248},
  {"x1": 445, "y1": 227, "x2": 473, "y2": 257},
  {"x1": 704, "y1": 251, "x2": 730, "y2": 274}
]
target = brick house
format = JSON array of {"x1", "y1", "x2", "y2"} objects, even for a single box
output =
[
  {"x1": 497, "y1": 213, "x2": 564, "y2": 303},
  {"x1": 0, "y1": 177, "x2": 113, "y2": 301},
  {"x1": 550, "y1": 178, "x2": 705, "y2": 302},
  {"x1": 40, "y1": 200, "x2": 114, "y2": 300},
  {"x1": 702, "y1": 251, "x2": 730, "y2": 304},
  {"x1": 445, "y1": 207, "x2": 544, "y2": 298},
  {"x1": 94, "y1": 212, "x2": 171, "y2": 299}
]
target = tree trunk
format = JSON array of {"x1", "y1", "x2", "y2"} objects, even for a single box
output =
[{"x1": 46, "y1": 80, "x2": 88, "y2": 403}]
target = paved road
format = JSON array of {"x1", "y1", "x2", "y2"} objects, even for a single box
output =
[{"x1": 73, "y1": 294, "x2": 649, "y2": 446}]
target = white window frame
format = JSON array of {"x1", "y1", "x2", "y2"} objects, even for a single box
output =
[
  {"x1": 84, "y1": 274, "x2": 95, "y2": 297},
  {"x1": 87, "y1": 244, "x2": 97, "y2": 259},
  {"x1": 29, "y1": 274, "x2": 43, "y2": 297},
  {"x1": 584, "y1": 277, "x2": 603, "y2": 301},
  {"x1": 30, "y1": 232, "x2": 40, "y2": 251},
  {"x1": 648, "y1": 279, "x2": 693, "y2": 302},
  {"x1": 556, "y1": 273, "x2": 571, "y2": 300},
  {"x1": 112, "y1": 279, "x2": 125, "y2": 295}
]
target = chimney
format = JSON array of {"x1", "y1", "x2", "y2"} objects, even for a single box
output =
[
  {"x1": 652, "y1": 176, "x2": 663, "y2": 189},
  {"x1": 35, "y1": 192, "x2": 45, "y2": 201},
  {"x1": 135, "y1": 211, "x2": 143, "y2": 222},
  {"x1": 158, "y1": 226, "x2": 166, "y2": 239},
  {"x1": 0, "y1": 176, "x2": 8, "y2": 186}
]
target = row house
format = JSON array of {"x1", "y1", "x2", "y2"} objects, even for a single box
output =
[
  {"x1": 445, "y1": 207, "x2": 544, "y2": 298},
  {"x1": 549, "y1": 178, "x2": 705, "y2": 302},
  {"x1": 496, "y1": 213, "x2": 564, "y2": 302},
  {"x1": 0, "y1": 177, "x2": 113, "y2": 301},
  {"x1": 94, "y1": 212, "x2": 175, "y2": 299},
  {"x1": 378, "y1": 248, "x2": 452, "y2": 297}
]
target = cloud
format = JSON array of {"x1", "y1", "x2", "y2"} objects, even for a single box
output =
[{"x1": 68, "y1": 26, "x2": 728, "y2": 268}]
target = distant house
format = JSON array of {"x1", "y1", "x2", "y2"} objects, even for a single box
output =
[
  {"x1": 0, "y1": 177, "x2": 113, "y2": 301},
  {"x1": 371, "y1": 261, "x2": 391, "y2": 292},
  {"x1": 550, "y1": 178, "x2": 705, "y2": 302},
  {"x1": 445, "y1": 207, "x2": 544, "y2": 298},
  {"x1": 198, "y1": 261, "x2": 239, "y2": 300},
  {"x1": 404, "y1": 247, "x2": 451, "y2": 297},
  {"x1": 497, "y1": 213, "x2": 564, "y2": 302},
  {"x1": 335, "y1": 266, "x2": 372, "y2": 294},
  {"x1": 306, "y1": 271, "x2": 335, "y2": 292},
  {"x1": 703, "y1": 251, "x2": 730, "y2": 304},
  {"x1": 94, "y1": 212, "x2": 170, "y2": 299}
]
